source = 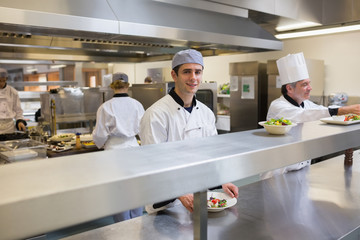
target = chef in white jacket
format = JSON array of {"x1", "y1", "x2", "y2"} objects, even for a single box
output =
[
  {"x1": 263, "y1": 52, "x2": 360, "y2": 178},
  {"x1": 92, "y1": 72, "x2": 145, "y2": 222},
  {"x1": 93, "y1": 72, "x2": 145, "y2": 150},
  {"x1": 140, "y1": 49, "x2": 238, "y2": 213},
  {"x1": 0, "y1": 68, "x2": 27, "y2": 134}
]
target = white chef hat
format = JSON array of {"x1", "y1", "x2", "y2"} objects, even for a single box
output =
[
  {"x1": 172, "y1": 49, "x2": 204, "y2": 69},
  {"x1": 276, "y1": 52, "x2": 309, "y2": 85}
]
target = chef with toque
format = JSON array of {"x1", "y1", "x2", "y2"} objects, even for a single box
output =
[
  {"x1": 0, "y1": 68, "x2": 27, "y2": 134},
  {"x1": 262, "y1": 52, "x2": 360, "y2": 178}
]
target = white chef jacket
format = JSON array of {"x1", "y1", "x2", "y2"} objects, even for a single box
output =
[
  {"x1": 267, "y1": 95, "x2": 330, "y2": 123},
  {"x1": 139, "y1": 94, "x2": 217, "y2": 145},
  {"x1": 92, "y1": 94, "x2": 145, "y2": 150},
  {"x1": 0, "y1": 84, "x2": 24, "y2": 134},
  {"x1": 139, "y1": 91, "x2": 217, "y2": 213},
  {"x1": 261, "y1": 95, "x2": 332, "y2": 179}
]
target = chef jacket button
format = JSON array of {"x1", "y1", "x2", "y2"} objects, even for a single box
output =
[
  {"x1": 178, "y1": 108, "x2": 180, "y2": 110},
  {"x1": 196, "y1": 107, "x2": 199, "y2": 109}
]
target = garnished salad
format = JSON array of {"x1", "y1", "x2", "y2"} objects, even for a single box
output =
[
  {"x1": 344, "y1": 114, "x2": 360, "y2": 121},
  {"x1": 208, "y1": 197, "x2": 227, "y2": 208},
  {"x1": 264, "y1": 118, "x2": 292, "y2": 126}
]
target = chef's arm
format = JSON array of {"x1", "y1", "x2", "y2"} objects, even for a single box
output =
[
  {"x1": 152, "y1": 183, "x2": 238, "y2": 213},
  {"x1": 15, "y1": 119, "x2": 27, "y2": 131},
  {"x1": 337, "y1": 104, "x2": 360, "y2": 115}
]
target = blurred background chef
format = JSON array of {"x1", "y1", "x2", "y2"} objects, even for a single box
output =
[
  {"x1": 93, "y1": 72, "x2": 145, "y2": 150},
  {"x1": 0, "y1": 68, "x2": 27, "y2": 134},
  {"x1": 144, "y1": 76, "x2": 153, "y2": 84},
  {"x1": 262, "y1": 52, "x2": 360, "y2": 178},
  {"x1": 92, "y1": 72, "x2": 145, "y2": 222}
]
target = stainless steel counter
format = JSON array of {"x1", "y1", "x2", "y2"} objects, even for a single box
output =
[
  {"x1": 1, "y1": 120, "x2": 360, "y2": 239},
  {"x1": 61, "y1": 153, "x2": 360, "y2": 240}
]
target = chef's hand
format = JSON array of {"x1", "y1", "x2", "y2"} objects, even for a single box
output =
[
  {"x1": 17, "y1": 122, "x2": 26, "y2": 131},
  {"x1": 178, "y1": 194, "x2": 194, "y2": 212},
  {"x1": 338, "y1": 104, "x2": 360, "y2": 115},
  {"x1": 222, "y1": 183, "x2": 239, "y2": 198}
]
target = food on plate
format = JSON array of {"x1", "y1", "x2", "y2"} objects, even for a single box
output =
[
  {"x1": 207, "y1": 196, "x2": 227, "y2": 208},
  {"x1": 344, "y1": 114, "x2": 360, "y2": 121},
  {"x1": 82, "y1": 141, "x2": 95, "y2": 146},
  {"x1": 50, "y1": 133, "x2": 75, "y2": 142},
  {"x1": 264, "y1": 118, "x2": 292, "y2": 126}
]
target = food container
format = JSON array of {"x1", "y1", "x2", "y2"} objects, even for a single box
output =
[
  {"x1": 0, "y1": 139, "x2": 47, "y2": 163},
  {"x1": 258, "y1": 121, "x2": 297, "y2": 135}
]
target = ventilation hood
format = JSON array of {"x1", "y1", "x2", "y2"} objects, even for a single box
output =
[{"x1": 0, "y1": 0, "x2": 282, "y2": 63}]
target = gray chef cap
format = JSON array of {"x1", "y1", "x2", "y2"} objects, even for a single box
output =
[
  {"x1": 0, "y1": 68, "x2": 8, "y2": 78},
  {"x1": 112, "y1": 72, "x2": 128, "y2": 82},
  {"x1": 172, "y1": 49, "x2": 204, "y2": 69}
]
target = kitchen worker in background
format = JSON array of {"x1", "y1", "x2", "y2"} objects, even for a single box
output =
[
  {"x1": 139, "y1": 49, "x2": 238, "y2": 213},
  {"x1": 263, "y1": 52, "x2": 360, "y2": 178},
  {"x1": 144, "y1": 76, "x2": 153, "y2": 84},
  {"x1": 0, "y1": 68, "x2": 27, "y2": 134},
  {"x1": 92, "y1": 72, "x2": 145, "y2": 222}
]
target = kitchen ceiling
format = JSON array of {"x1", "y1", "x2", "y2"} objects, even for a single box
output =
[{"x1": 0, "y1": 0, "x2": 358, "y2": 64}]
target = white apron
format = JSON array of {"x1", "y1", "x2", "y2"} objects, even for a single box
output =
[
  {"x1": 0, "y1": 95, "x2": 15, "y2": 134},
  {"x1": 104, "y1": 136, "x2": 139, "y2": 150}
]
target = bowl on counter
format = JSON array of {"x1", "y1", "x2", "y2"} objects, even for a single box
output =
[{"x1": 258, "y1": 121, "x2": 297, "y2": 135}]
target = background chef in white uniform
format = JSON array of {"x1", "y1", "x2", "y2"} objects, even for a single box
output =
[
  {"x1": 0, "y1": 68, "x2": 27, "y2": 134},
  {"x1": 92, "y1": 72, "x2": 145, "y2": 222},
  {"x1": 263, "y1": 52, "x2": 360, "y2": 178},
  {"x1": 140, "y1": 49, "x2": 239, "y2": 213}
]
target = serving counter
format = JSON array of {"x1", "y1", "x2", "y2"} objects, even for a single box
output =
[
  {"x1": 62, "y1": 153, "x2": 360, "y2": 240},
  {"x1": 0, "y1": 120, "x2": 360, "y2": 239}
]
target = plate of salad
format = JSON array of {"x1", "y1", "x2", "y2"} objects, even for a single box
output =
[
  {"x1": 258, "y1": 118, "x2": 297, "y2": 135},
  {"x1": 207, "y1": 191, "x2": 237, "y2": 212},
  {"x1": 320, "y1": 114, "x2": 360, "y2": 125}
]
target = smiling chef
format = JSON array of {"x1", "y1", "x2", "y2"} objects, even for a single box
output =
[
  {"x1": 263, "y1": 52, "x2": 360, "y2": 178},
  {"x1": 140, "y1": 49, "x2": 239, "y2": 213},
  {"x1": 0, "y1": 68, "x2": 27, "y2": 134}
]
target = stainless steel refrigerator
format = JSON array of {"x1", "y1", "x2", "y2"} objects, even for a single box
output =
[{"x1": 229, "y1": 61, "x2": 267, "y2": 132}]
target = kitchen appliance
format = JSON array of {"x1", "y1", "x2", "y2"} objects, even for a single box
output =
[
  {"x1": 40, "y1": 87, "x2": 105, "y2": 136},
  {"x1": 267, "y1": 58, "x2": 325, "y2": 108},
  {"x1": 229, "y1": 61, "x2": 267, "y2": 132},
  {"x1": 131, "y1": 82, "x2": 217, "y2": 115},
  {"x1": 328, "y1": 92, "x2": 348, "y2": 107}
]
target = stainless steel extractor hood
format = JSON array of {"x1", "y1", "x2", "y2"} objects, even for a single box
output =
[{"x1": 0, "y1": 0, "x2": 283, "y2": 63}]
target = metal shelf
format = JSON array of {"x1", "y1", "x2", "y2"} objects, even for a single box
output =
[{"x1": 8, "y1": 81, "x2": 78, "y2": 87}]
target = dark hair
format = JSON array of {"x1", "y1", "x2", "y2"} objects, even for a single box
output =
[
  {"x1": 173, "y1": 65, "x2": 181, "y2": 75},
  {"x1": 281, "y1": 82, "x2": 297, "y2": 95}
]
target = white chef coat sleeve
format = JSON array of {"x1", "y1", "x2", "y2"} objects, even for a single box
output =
[
  {"x1": 267, "y1": 98, "x2": 330, "y2": 122},
  {"x1": 13, "y1": 92, "x2": 24, "y2": 121},
  {"x1": 92, "y1": 105, "x2": 112, "y2": 149},
  {"x1": 139, "y1": 109, "x2": 168, "y2": 145}
]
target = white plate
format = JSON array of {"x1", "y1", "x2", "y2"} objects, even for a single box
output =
[
  {"x1": 51, "y1": 145, "x2": 73, "y2": 152},
  {"x1": 50, "y1": 133, "x2": 75, "y2": 142},
  {"x1": 320, "y1": 117, "x2": 360, "y2": 125},
  {"x1": 207, "y1": 191, "x2": 237, "y2": 212}
]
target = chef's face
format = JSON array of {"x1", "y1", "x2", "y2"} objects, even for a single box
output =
[
  {"x1": 0, "y1": 77, "x2": 7, "y2": 89},
  {"x1": 287, "y1": 78, "x2": 312, "y2": 104},
  {"x1": 172, "y1": 63, "x2": 203, "y2": 98}
]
